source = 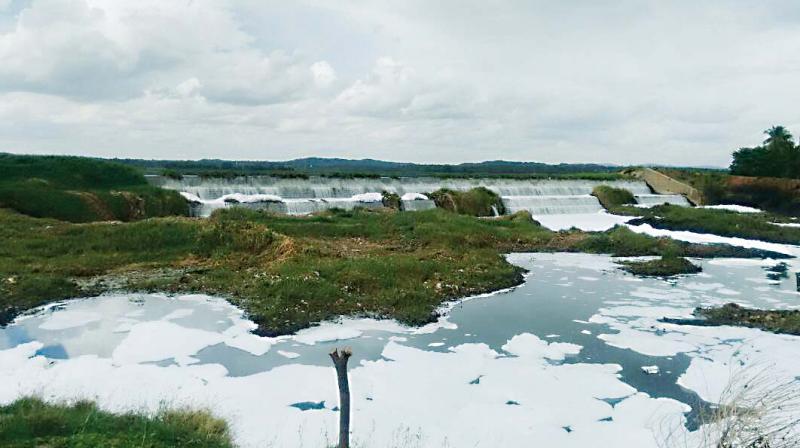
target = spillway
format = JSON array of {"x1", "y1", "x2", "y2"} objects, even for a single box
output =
[
  {"x1": 634, "y1": 194, "x2": 691, "y2": 207},
  {"x1": 149, "y1": 175, "x2": 688, "y2": 217},
  {"x1": 502, "y1": 195, "x2": 604, "y2": 215},
  {"x1": 401, "y1": 199, "x2": 437, "y2": 212}
]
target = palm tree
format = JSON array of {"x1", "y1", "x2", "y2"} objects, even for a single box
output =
[{"x1": 763, "y1": 126, "x2": 794, "y2": 145}]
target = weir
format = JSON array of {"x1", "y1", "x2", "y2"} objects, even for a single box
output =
[
  {"x1": 634, "y1": 194, "x2": 691, "y2": 207},
  {"x1": 149, "y1": 175, "x2": 686, "y2": 217}
]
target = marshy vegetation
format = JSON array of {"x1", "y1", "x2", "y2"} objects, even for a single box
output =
[
  {"x1": 0, "y1": 202, "x2": 782, "y2": 335},
  {"x1": 0, "y1": 398, "x2": 233, "y2": 448},
  {"x1": 686, "y1": 303, "x2": 800, "y2": 336},
  {"x1": 0, "y1": 154, "x2": 188, "y2": 223}
]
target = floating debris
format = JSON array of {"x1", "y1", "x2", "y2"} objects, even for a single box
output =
[{"x1": 641, "y1": 365, "x2": 660, "y2": 375}]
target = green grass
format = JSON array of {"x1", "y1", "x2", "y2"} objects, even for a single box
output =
[
  {"x1": 0, "y1": 206, "x2": 784, "y2": 335},
  {"x1": 618, "y1": 255, "x2": 702, "y2": 277},
  {"x1": 0, "y1": 398, "x2": 233, "y2": 448},
  {"x1": 625, "y1": 204, "x2": 800, "y2": 245},
  {"x1": 672, "y1": 303, "x2": 800, "y2": 336},
  {"x1": 0, "y1": 154, "x2": 147, "y2": 189},
  {"x1": 0, "y1": 154, "x2": 188, "y2": 222},
  {"x1": 591, "y1": 185, "x2": 635, "y2": 210},
  {"x1": 428, "y1": 187, "x2": 505, "y2": 216}
]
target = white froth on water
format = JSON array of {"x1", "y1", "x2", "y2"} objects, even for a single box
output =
[
  {"x1": 0, "y1": 319, "x2": 697, "y2": 448},
  {"x1": 532, "y1": 211, "x2": 635, "y2": 231},
  {"x1": 112, "y1": 321, "x2": 225, "y2": 365},
  {"x1": 772, "y1": 221, "x2": 800, "y2": 228},
  {"x1": 700, "y1": 204, "x2": 763, "y2": 213},
  {"x1": 293, "y1": 318, "x2": 409, "y2": 345},
  {"x1": 401, "y1": 192, "x2": 429, "y2": 201},
  {"x1": 39, "y1": 310, "x2": 102, "y2": 330}
]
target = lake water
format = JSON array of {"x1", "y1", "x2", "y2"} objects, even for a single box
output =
[{"x1": 1, "y1": 253, "x2": 799, "y2": 447}]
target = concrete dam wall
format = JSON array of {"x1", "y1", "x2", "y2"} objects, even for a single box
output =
[{"x1": 148, "y1": 175, "x2": 690, "y2": 217}]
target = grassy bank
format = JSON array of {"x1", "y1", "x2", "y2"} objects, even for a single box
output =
[
  {"x1": 618, "y1": 255, "x2": 702, "y2": 277},
  {"x1": 0, "y1": 154, "x2": 188, "y2": 222},
  {"x1": 0, "y1": 207, "x2": 786, "y2": 335},
  {"x1": 624, "y1": 204, "x2": 800, "y2": 245},
  {"x1": 0, "y1": 398, "x2": 232, "y2": 448}
]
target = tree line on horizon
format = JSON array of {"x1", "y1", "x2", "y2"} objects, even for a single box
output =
[{"x1": 730, "y1": 126, "x2": 800, "y2": 179}]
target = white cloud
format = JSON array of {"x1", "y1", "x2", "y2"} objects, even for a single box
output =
[
  {"x1": 0, "y1": 0, "x2": 323, "y2": 104},
  {"x1": 1, "y1": 0, "x2": 799, "y2": 165},
  {"x1": 174, "y1": 78, "x2": 202, "y2": 98},
  {"x1": 310, "y1": 61, "x2": 336, "y2": 88}
]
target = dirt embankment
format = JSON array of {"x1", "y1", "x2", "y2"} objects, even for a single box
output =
[
  {"x1": 724, "y1": 175, "x2": 800, "y2": 216},
  {"x1": 654, "y1": 169, "x2": 800, "y2": 216}
]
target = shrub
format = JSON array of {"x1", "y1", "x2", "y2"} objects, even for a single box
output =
[
  {"x1": 381, "y1": 191, "x2": 401, "y2": 209},
  {"x1": 198, "y1": 210, "x2": 276, "y2": 256},
  {"x1": 161, "y1": 168, "x2": 184, "y2": 180},
  {"x1": 428, "y1": 187, "x2": 505, "y2": 216}
]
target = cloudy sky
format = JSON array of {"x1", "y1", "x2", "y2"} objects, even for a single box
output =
[{"x1": 1, "y1": 0, "x2": 798, "y2": 166}]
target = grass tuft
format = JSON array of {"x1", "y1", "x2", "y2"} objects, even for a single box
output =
[
  {"x1": 428, "y1": 187, "x2": 505, "y2": 216},
  {"x1": 591, "y1": 185, "x2": 635, "y2": 210},
  {"x1": 0, "y1": 397, "x2": 233, "y2": 448}
]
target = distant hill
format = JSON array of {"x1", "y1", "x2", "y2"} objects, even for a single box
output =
[{"x1": 112, "y1": 157, "x2": 622, "y2": 178}]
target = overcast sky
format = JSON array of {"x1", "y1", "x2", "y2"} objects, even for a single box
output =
[{"x1": 1, "y1": 0, "x2": 798, "y2": 166}]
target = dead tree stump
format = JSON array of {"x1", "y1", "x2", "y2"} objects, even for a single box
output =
[{"x1": 330, "y1": 347, "x2": 352, "y2": 448}]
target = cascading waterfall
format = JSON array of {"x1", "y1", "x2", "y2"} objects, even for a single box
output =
[
  {"x1": 401, "y1": 199, "x2": 436, "y2": 212},
  {"x1": 149, "y1": 175, "x2": 687, "y2": 217},
  {"x1": 502, "y1": 195, "x2": 604, "y2": 215},
  {"x1": 634, "y1": 194, "x2": 691, "y2": 207}
]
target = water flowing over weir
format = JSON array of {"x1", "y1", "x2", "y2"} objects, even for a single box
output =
[
  {"x1": 633, "y1": 194, "x2": 691, "y2": 207},
  {"x1": 148, "y1": 175, "x2": 685, "y2": 217}
]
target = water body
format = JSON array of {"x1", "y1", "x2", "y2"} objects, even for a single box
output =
[
  {"x1": 149, "y1": 175, "x2": 684, "y2": 217},
  {"x1": 2, "y1": 253, "x2": 798, "y2": 447}
]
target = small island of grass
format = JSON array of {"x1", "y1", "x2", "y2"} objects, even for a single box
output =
[
  {"x1": 663, "y1": 303, "x2": 800, "y2": 336},
  {"x1": 591, "y1": 185, "x2": 635, "y2": 210},
  {"x1": 618, "y1": 255, "x2": 702, "y2": 277}
]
